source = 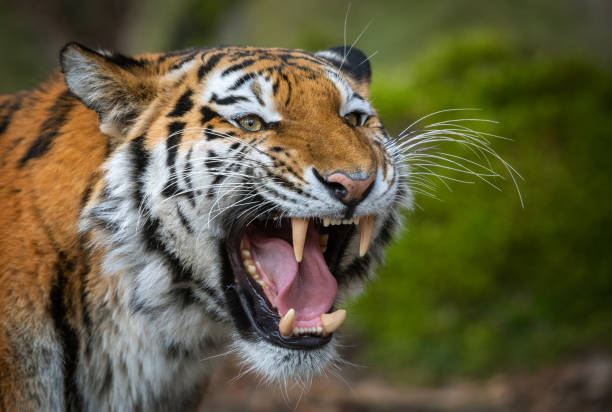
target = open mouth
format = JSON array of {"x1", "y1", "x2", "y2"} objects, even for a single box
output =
[{"x1": 225, "y1": 215, "x2": 375, "y2": 349}]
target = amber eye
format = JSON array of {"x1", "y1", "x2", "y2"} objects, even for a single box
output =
[
  {"x1": 237, "y1": 115, "x2": 264, "y2": 132},
  {"x1": 344, "y1": 112, "x2": 361, "y2": 127}
]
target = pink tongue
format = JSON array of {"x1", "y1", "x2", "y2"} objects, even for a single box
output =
[{"x1": 249, "y1": 226, "x2": 337, "y2": 322}]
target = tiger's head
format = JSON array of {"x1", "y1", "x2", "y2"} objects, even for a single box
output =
[{"x1": 61, "y1": 43, "x2": 410, "y2": 382}]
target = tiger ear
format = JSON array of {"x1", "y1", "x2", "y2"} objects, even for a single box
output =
[
  {"x1": 315, "y1": 46, "x2": 372, "y2": 98},
  {"x1": 60, "y1": 42, "x2": 157, "y2": 138}
]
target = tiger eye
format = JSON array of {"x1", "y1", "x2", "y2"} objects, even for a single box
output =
[
  {"x1": 238, "y1": 115, "x2": 264, "y2": 132},
  {"x1": 344, "y1": 112, "x2": 359, "y2": 127}
]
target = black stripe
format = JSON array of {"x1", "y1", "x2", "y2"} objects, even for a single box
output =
[
  {"x1": 277, "y1": 52, "x2": 323, "y2": 66},
  {"x1": 177, "y1": 206, "x2": 194, "y2": 233},
  {"x1": 203, "y1": 148, "x2": 226, "y2": 199},
  {"x1": 281, "y1": 73, "x2": 292, "y2": 106},
  {"x1": 200, "y1": 106, "x2": 219, "y2": 125},
  {"x1": 18, "y1": 91, "x2": 74, "y2": 167},
  {"x1": 158, "y1": 47, "x2": 207, "y2": 64},
  {"x1": 210, "y1": 93, "x2": 250, "y2": 105},
  {"x1": 170, "y1": 51, "x2": 198, "y2": 71},
  {"x1": 207, "y1": 174, "x2": 225, "y2": 198},
  {"x1": 183, "y1": 148, "x2": 195, "y2": 206},
  {"x1": 198, "y1": 53, "x2": 223, "y2": 81},
  {"x1": 166, "y1": 122, "x2": 184, "y2": 167},
  {"x1": 50, "y1": 254, "x2": 83, "y2": 411},
  {"x1": 161, "y1": 122, "x2": 185, "y2": 198},
  {"x1": 167, "y1": 89, "x2": 194, "y2": 118},
  {"x1": 265, "y1": 169, "x2": 313, "y2": 199},
  {"x1": 105, "y1": 52, "x2": 145, "y2": 70},
  {"x1": 221, "y1": 59, "x2": 256, "y2": 77},
  {"x1": 0, "y1": 96, "x2": 23, "y2": 135},
  {"x1": 130, "y1": 134, "x2": 150, "y2": 209},
  {"x1": 229, "y1": 73, "x2": 253, "y2": 91},
  {"x1": 203, "y1": 150, "x2": 222, "y2": 169},
  {"x1": 204, "y1": 125, "x2": 223, "y2": 140}
]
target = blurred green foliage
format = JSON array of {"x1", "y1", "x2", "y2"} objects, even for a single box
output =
[{"x1": 349, "y1": 33, "x2": 612, "y2": 382}]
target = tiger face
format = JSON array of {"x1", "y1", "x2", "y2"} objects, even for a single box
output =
[{"x1": 61, "y1": 43, "x2": 408, "y2": 383}]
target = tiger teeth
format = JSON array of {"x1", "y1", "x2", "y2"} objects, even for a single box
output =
[
  {"x1": 320, "y1": 309, "x2": 346, "y2": 334},
  {"x1": 283, "y1": 310, "x2": 347, "y2": 336},
  {"x1": 242, "y1": 254, "x2": 263, "y2": 284},
  {"x1": 359, "y1": 216, "x2": 374, "y2": 257},
  {"x1": 320, "y1": 217, "x2": 360, "y2": 226},
  {"x1": 279, "y1": 308, "x2": 295, "y2": 337},
  {"x1": 290, "y1": 216, "x2": 373, "y2": 258},
  {"x1": 291, "y1": 326, "x2": 324, "y2": 336},
  {"x1": 291, "y1": 218, "x2": 309, "y2": 262}
]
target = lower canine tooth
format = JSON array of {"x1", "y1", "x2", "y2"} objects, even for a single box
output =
[
  {"x1": 291, "y1": 218, "x2": 308, "y2": 262},
  {"x1": 359, "y1": 216, "x2": 374, "y2": 257},
  {"x1": 320, "y1": 309, "x2": 346, "y2": 334},
  {"x1": 279, "y1": 308, "x2": 295, "y2": 336}
]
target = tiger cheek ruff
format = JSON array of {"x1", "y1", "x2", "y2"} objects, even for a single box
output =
[{"x1": 0, "y1": 43, "x2": 408, "y2": 410}]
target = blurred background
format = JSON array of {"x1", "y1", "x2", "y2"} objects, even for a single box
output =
[{"x1": 2, "y1": 0, "x2": 611, "y2": 410}]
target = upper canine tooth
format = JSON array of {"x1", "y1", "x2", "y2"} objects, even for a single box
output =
[
  {"x1": 359, "y1": 216, "x2": 375, "y2": 257},
  {"x1": 291, "y1": 218, "x2": 309, "y2": 262},
  {"x1": 279, "y1": 308, "x2": 295, "y2": 337},
  {"x1": 320, "y1": 309, "x2": 346, "y2": 334}
]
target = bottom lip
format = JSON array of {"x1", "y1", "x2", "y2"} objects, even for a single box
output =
[{"x1": 225, "y1": 218, "x2": 354, "y2": 349}]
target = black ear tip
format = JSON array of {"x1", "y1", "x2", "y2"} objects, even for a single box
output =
[
  {"x1": 316, "y1": 46, "x2": 372, "y2": 82},
  {"x1": 327, "y1": 46, "x2": 369, "y2": 64}
]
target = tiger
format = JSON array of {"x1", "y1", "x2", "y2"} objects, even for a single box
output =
[{"x1": 0, "y1": 42, "x2": 410, "y2": 410}]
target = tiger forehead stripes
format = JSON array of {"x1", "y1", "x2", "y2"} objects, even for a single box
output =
[{"x1": 0, "y1": 43, "x2": 408, "y2": 410}]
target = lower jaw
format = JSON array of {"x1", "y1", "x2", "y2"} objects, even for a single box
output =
[{"x1": 224, "y1": 225, "x2": 333, "y2": 350}]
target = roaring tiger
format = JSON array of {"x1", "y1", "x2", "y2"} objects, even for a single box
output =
[{"x1": 0, "y1": 43, "x2": 409, "y2": 410}]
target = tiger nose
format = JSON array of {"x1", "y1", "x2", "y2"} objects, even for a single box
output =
[{"x1": 316, "y1": 170, "x2": 376, "y2": 206}]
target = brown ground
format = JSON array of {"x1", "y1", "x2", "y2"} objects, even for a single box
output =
[{"x1": 198, "y1": 352, "x2": 612, "y2": 412}]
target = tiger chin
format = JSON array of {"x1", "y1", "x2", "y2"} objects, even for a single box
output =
[{"x1": 0, "y1": 42, "x2": 409, "y2": 410}]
